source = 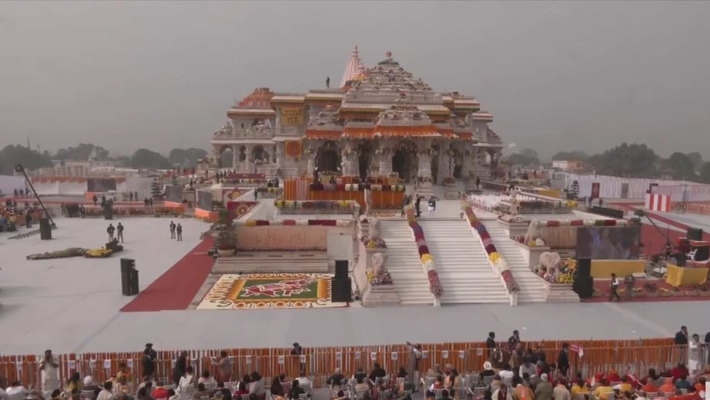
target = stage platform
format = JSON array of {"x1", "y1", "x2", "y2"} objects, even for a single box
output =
[{"x1": 213, "y1": 251, "x2": 330, "y2": 274}]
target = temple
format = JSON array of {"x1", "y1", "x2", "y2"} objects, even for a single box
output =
[{"x1": 209, "y1": 48, "x2": 503, "y2": 188}]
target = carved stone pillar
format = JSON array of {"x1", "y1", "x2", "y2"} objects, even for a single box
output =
[
  {"x1": 437, "y1": 150, "x2": 452, "y2": 183},
  {"x1": 275, "y1": 142, "x2": 284, "y2": 168},
  {"x1": 210, "y1": 147, "x2": 220, "y2": 168},
  {"x1": 378, "y1": 152, "x2": 393, "y2": 177},
  {"x1": 417, "y1": 152, "x2": 432, "y2": 179},
  {"x1": 232, "y1": 145, "x2": 239, "y2": 170}
]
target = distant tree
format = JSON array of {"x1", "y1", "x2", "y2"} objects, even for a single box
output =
[
  {"x1": 0, "y1": 145, "x2": 53, "y2": 174},
  {"x1": 662, "y1": 152, "x2": 697, "y2": 180},
  {"x1": 130, "y1": 149, "x2": 171, "y2": 169},
  {"x1": 168, "y1": 147, "x2": 208, "y2": 168},
  {"x1": 552, "y1": 151, "x2": 589, "y2": 161},
  {"x1": 686, "y1": 152, "x2": 703, "y2": 172},
  {"x1": 700, "y1": 162, "x2": 710, "y2": 184},
  {"x1": 55, "y1": 143, "x2": 109, "y2": 161},
  {"x1": 506, "y1": 148, "x2": 540, "y2": 167},
  {"x1": 114, "y1": 155, "x2": 131, "y2": 167},
  {"x1": 587, "y1": 143, "x2": 658, "y2": 178}
]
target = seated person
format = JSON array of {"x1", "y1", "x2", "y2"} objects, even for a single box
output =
[
  {"x1": 592, "y1": 379, "x2": 613, "y2": 399},
  {"x1": 674, "y1": 375, "x2": 693, "y2": 392},
  {"x1": 194, "y1": 383, "x2": 211, "y2": 399},
  {"x1": 333, "y1": 391, "x2": 347, "y2": 400},
  {"x1": 427, "y1": 365, "x2": 444, "y2": 379},
  {"x1": 430, "y1": 376, "x2": 445, "y2": 391},
  {"x1": 234, "y1": 382, "x2": 250, "y2": 397},
  {"x1": 288, "y1": 380, "x2": 305, "y2": 400},
  {"x1": 328, "y1": 369, "x2": 346, "y2": 387},
  {"x1": 671, "y1": 363, "x2": 689, "y2": 382},
  {"x1": 369, "y1": 363, "x2": 386, "y2": 382},
  {"x1": 353, "y1": 369, "x2": 367, "y2": 383},
  {"x1": 295, "y1": 372, "x2": 311, "y2": 390},
  {"x1": 658, "y1": 378, "x2": 675, "y2": 394},
  {"x1": 606, "y1": 369, "x2": 621, "y2": 384},
  {"x1": 271, "y1": 375, "x2": 285, "y2": 397},
  {"x1": 641, "y1": 368, "x2": 661, "y2": 385},
  {"x1": 355, "y1": 377, "x2": 369, "y2": 394},
  {"x1": 613, "y1": 377, "x2": 632, "y2": 393},
  {"x1": 695, "y1": 377, "x2": 706, "y2": 393},
  {"x1": 480, "y1": 362, "x2": 496, "y2": 379},
  {"x1": 397, "y1": 368, "x2": 407, "y2": 379},
  {"x1": 570, "y1": 380, "x2": 589, "y2": 398}
]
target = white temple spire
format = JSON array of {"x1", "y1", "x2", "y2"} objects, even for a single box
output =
[{"x1": 340, "y1": 45, "x2": 365, "y2": 89}]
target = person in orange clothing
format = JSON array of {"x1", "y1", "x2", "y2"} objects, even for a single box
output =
[
  {"x1": 693, "y1": 377, "x2": 706, "y2": 393},
  {"x1": 659, "y1": 378, "x2": 676, "y2": 394},
  {"x1": 606, "y1": 370, "x2": 621, "y2": 384},
  {"x1": 592, "y1": 379, "x2": 613, "y2": 400},
  {"x1": 640, "y1": 380, "x2": 658, "y2": 393}
]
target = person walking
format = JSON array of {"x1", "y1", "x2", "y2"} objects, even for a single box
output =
[
  {"x1": 170, "y1": 221, "x2": 176, "y2": 239},
  {"x1": 176, "y1": 223, "x2": 183, "y2": 241},
  {"x1": 92, "y1": 195, "x2": 98, "y2": 207},
  {"x1": 428, "y1": 196, "x2": 437, "y2": 217},
  {"x1": 117, "y1": 223, "x2": 124, "y2": 243},
  {"x1": 107, "y1": 224, "x2": 115, "y2": 242},
  {"x1": 609, "y1": 273, "x2": 621, "y2": 302}
]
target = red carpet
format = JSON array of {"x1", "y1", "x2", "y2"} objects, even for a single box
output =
[{"x1": 121, "y1": 237, "x2": 214, "y2": 312}]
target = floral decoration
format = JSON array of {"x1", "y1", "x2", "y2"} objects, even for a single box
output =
[
  {"x1": 463, "y1": 205, "x2": 520, "y2": 293},
  {"x1": 238, "y1": 219, "x2": 352, "y2": 227},
  {"x1": 361, "y1": 236, "x2": 387, "y2": 249},
  {"x1": 404, "y1": 206, "x2": 443, "y2": 298}
]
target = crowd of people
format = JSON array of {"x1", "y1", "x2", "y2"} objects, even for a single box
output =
[
  {"x1": 2, "y1": 334, "x2": 709, "y2": 400},
  {"x1": 0, "y1": 198, "x2": 43, "y2": 232}
]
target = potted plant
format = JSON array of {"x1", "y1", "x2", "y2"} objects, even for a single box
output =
[
  {"x1": 697, "y1": 283, "x2": 710, "y2": 295},
  {"x1": 216, "y1": 209, "x2": 236, "y2": 256},
  {"x1": 671, "y1": 286, "x2": 684, "y2": 297},
  {"x1": 685, "y1": 286, "x2": 700, "y2": 297}
]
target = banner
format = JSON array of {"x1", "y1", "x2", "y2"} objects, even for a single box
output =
[
  {"x1": 285, "y1": 141, "x2": 302, "y2": 158},
  {"x1": 281, "y1": 108, "x2": 304, "y2": 126},
  {"x1": 590, "y1": 182, "x2": 600, "y2": 199},
  {"x1": 87, "y1": 178, "x2": 117, "y2": 193}
]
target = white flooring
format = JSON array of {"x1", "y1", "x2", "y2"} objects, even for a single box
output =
[
  {"x1": 1, "y1": 203, "x2": 710, "y2": 355},
  {"x1": 418, "y1": 220, "x2": 509, "y2": 304}
]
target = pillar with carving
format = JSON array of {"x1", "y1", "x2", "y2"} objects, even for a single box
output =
[
  {"x1": 275, "y1": 142, "x2": 284, "y2": 169},
  {"x1": 377, "y1": 149, "x2": 393, "y2": 177},
  {"x1": 210, "y1": 146, "x2": 220, "y2": 169},
  {"x1": 231, "y1": 145, "x2": 240, "y2": 170}
]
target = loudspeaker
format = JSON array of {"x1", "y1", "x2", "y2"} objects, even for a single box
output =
[
  {"x1": 687, "y1": 227, "x2": 703, "y2": 241},
  {"x1": 120, "y1": 258, "x2": 139, "y2": 296},
  {"x1": 573, "y1": 276, "x2": 594, "y2": 299},
  {"x1": 331, "y1": 278, "x2": 352, "y2": 302},
  {"x1": 576, "y1": 259, "x2": 591, "y2": 278},
  {"x1": 691, "y1": 244, "x2": 709, "y2": 262},
  {"x1": 335, "y1": 260, "x2": 349, "y2": 279},
  {"x1": 39, "y1": 218, "x2": 52, "y2": 240}
]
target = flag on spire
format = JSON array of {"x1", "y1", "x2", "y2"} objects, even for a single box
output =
[{"x1": 340, "y1": 45, "x2": 365, "y2": 90}]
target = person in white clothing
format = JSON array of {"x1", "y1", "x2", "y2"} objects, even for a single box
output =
[
  {"x1": 198, "y1": 370, "x2": 217, "y2": 391},
  {"x1": 96, "y1": 382, "x2": 114, "y2": 400},
  {"x1": 6, "y1": 381, "x2": 27, "y2": 400},
  {"x1": 688, "y1": 333, "x2": 703, "y2": 375},
  {"x1": 39, "y1": 349, "x2": 60, "y2": 393},
  {"x1": 176, "y1": 366, "x2": 196, "y2": 395}
]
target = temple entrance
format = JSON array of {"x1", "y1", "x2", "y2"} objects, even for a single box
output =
[
  {"x1": 219, "y1": 146, "x2": 234, "y2": 168},
  {"x1": 392, "y1": 141, "x2": 418, "y2": 183},
  {"x1": 316, "y1": 141, "x2": 340, "y2": 173},
  {"x1": 358, "y1": 142, "x2": 374, "y2": 179},
  {"x1": 251, "y1": 145, "x2": 270, "y2": 163},
  {"x1": 238, "y1": 146, "x2": 247, "y2": 162}
]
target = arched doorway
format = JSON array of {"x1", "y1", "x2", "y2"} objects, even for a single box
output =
[
  {"x1": 316, "y1": 141, "x2": 340, "y2": 173},
  {"x1": 238, "y1": 146, "x2": 246, "y2": 162},
  {"x1": 251, "y1": 146, "x2": 270, "y2": 163},
  {"x1": 449, "y1": 144, "x2": 464, "y2": 179},
  {"x1": 392, "y1": 140, "x2": 418, "y2": 183},
  {"x1": 358, "y1": 142, "x2": 374, "y2": 179},
  {"x1": 219, "y1": 146, "x2": 234, "y2": 168}
]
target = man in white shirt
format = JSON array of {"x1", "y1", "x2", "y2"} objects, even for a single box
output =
[
  {"x1": 97, "y1": 382, "x2": 115, "y2": 400},
  {"x1": 6, "y1": 381, "x2": 28, "y2": 400},
  {"x1": 609, "y1": 273, "x2": 621, "y2": 302}
]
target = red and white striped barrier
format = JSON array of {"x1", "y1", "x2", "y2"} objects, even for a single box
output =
[{"x1": 645, "y1": 193, "x2": 671, "y2": 212}]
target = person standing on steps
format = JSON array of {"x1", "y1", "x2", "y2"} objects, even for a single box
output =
[
  {"x1": 92, "y1": 195, "x2": 98, "y2": 207},
  {"x1": 107, "y1": 223, "x2": 115, "y2": 242},
  {"x1": 415, "y1": 196, "x2": 422, "y2": 218},
  {"x1": 117, "y1": 222, "x2": 124, "y2": 243},
  {"x1": 609, "y1": 273, "x2": 621, "y2": 302},
  {"x1": 428, "y1": 196, "x2": 437, "y2": 217},
  {"x1": 170, "y1": 221, "x2": 176, "y2": 239},
  {"x1": 176, "y1": 223, "x2": 183, "y2": 241}
]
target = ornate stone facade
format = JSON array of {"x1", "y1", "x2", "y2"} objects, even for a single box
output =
[{"x1": 210, "y1": 50, "x2": 503, "y2": 182}]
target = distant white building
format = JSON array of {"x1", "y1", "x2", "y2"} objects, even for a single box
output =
[{"x1": 552, "y1": 160, "x2": 584, "y2": 171}]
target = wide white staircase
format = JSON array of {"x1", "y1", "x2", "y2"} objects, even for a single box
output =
[
  {"x1": 378, "y1": 221, "x2": 435, "y2": 305},
  {"x1": 419, "y1": 221, "x2": 510, "y2": 304},
  {"x1": 481, "y1": 221, "x2": 548, "y2": 303}
]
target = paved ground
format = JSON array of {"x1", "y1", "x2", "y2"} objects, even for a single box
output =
[{"x1": 2, "y1": 199, "x2": 710, "y2": 356}]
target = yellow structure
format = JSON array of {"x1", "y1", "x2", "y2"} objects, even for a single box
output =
[
  {"x1": 590, "y1": 260, "x2": 645, "y2": 278},
  {"x1": 665, "y1": 263, "x2": 708, "y2": 287}
]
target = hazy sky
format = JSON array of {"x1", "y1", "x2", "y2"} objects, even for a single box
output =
[{"x1": 1, "y1": 1, "x2": 709, "y2": 159}]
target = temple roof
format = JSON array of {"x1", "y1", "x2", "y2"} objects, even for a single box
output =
[
  {"x1": 236, "y1": 87, "x2": 274, "y2": 108},
  {"x1": 347, "y1": 51, "x2": 432, "y2": 95}
]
